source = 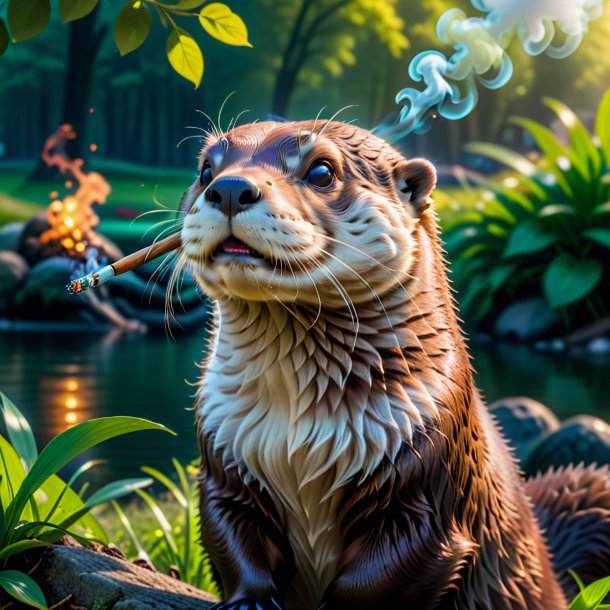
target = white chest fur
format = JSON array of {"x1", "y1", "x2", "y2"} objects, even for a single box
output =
[{"x1": 197, "y1": 301, "x2": 438, "y2": 606}]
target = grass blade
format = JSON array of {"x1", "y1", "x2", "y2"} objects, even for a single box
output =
[
  {"x1": 3, "y1": 417, "x2": 174, "y2": 545},
  {"x1": 0, "y1": 392, "x2": 37, "y2": 471}
]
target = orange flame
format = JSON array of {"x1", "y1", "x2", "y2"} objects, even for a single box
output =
[{"x1": 39, "y1": 125, "x2": 111, "y2": 257}]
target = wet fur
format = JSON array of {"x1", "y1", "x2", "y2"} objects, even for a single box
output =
[{"x1": 179, "y1": 121, "x2": 610, "y2": 609}]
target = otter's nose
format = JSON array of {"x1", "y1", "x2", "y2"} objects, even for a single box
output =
[{"x1": 205, "y1": 176, "x2": 262, "y2": 218}]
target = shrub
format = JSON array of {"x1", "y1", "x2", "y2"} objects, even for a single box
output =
[
  {"x1": 103, "y1": 458, "x2": 221, "y2": 597},
  {"x1": 0, "y1": 391, "x2": 173, "y2": 609},
  {"x1": 444, "y1": 89, "x2": 610, "y2": 329}
]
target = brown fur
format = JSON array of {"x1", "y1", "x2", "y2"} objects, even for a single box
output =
[{"x1": 177, "y1": 120, "x2": 610, "y2": 610}]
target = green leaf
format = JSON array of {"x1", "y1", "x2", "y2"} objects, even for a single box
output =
[
  {"x1": 569, "y1": 575, "x2": 610, "y2": 610},
  {"x1": 595, "y1": 89, "x2": 610, "y2": 162},
  {"x1": 488, "y1": 263, "x2": 516, "y2": 291},
  {"x1": 0, "y1": 539, "x2": 48, "y2": 563},
  {"x1": 464, "y1": 142, "x2": 537, "y2": 177},
  {"x1": 0, "y1": 434, "x2": 27, "y2": 513},
  {"x1": 543, "y1": 254, "x2": 603, "y2": 309},
  {"x1": 544, "y1": 97, "x2": 601, "y2": 179},
  {"x1": 56, "y1": 478, "x2": 153, "y2": 533},
  {"x1": 7, "y1": 0, "x2": 50, "y2": 42},
  {"x1": 0, "y1": 19, "x2": 9, "y2": 55},
  {"x1": 3, "y1": 417, "x2": 174, "y2": 544},
  {"x1": 199, "y1": 3, "x2": 251, "y2": 47},
  {"x1": 592, "y1": 202, "x2": 610, "y2": 216},
  {"x1": 583, "y1": 228, "x2": 610, "y2": 249},
  {"x1": 537, "y1": 204, "x2": 576, "y2": 218},
  {"x1": 85, "y1": 478, "x2": 153, "y2": 508},
  {"x1": 59, "y1": 0, "x2": 99, "y2": 23},
  {"x1": 503, "y1": 220, "x2": 556, "y2": 258},
  {"x1": 114, "y1": 2, "x2": 152, "y2": 56},
  {"x1": 0, "y1": 436, "x2": 105, "y2": 545},
  {"x1": 0, "y1": 570, "x2": 47, "y2": 609},
  {"x1": 166, "y1": 28, "x2": 204, "y2": 88},
  {"x1": 0, "y1": 392, "x2": 38, "y2": 471},
  {"x1": 569, "y1": 570, "x2": 587, "y2": 594}
]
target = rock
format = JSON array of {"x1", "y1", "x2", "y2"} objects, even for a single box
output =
[
  {"x1": 0, "y1": 250, "x2": 28, "y2": 282},
  {"x1": 0, "y1": 250, "x2": 29, "y2": 312},
  {"x1": 587, "y1": 337, "x2": 610, "y2": 354},
  {"x1": 562, "y1": 317, "x2": 610, "y2": 345},
  {"x1": 16, "y1": 213, "x2": 60, "y2": 265},
  {"x1": 37, "y1": 545, "x2": 217, "y2": 610},
  {"x1": 525, "y1": 415, "x2": 610, "y2": 476},
  {"x1": 489, "y1": 397, "x2": 560, "y2": 463},
  {"x1": 494, "y1": 298, "x2": 559, "y2": 341},
  {"x1": 15, "y1": 256, "x2": 78, "y2": 314},
  {"x1": 0, "y1": 221, "x2": 25, "y2": 251}
]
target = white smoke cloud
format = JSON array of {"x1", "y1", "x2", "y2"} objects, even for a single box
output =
[{"x1": 375, "y1": 0, "x2": 604, "y2": 140}]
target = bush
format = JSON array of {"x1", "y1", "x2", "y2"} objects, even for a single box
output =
[
  {"x1": 444, "y1": 89, "x2": 610, "y2": 330},
  {"x1": 0, "y1": 391, "x2": 173, "y2": 609}
]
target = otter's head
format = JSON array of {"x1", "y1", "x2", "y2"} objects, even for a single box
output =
[{"x1": 180, "y1": 120, "x2": 436, "y2": 306}]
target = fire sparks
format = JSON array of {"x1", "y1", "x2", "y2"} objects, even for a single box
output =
[{"x1": 39, "y1": 125, "x2": 111, "y2": 257}]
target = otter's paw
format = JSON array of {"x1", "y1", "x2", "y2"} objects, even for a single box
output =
[{"x1": 211, "y1": 595, "x2": 283, "y2": 610}]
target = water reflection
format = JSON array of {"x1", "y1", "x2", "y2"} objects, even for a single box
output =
[
  {"x1": 0, "y1": 330, "x2": 608, "y2": 484},
  {"x1": 470, "y1": 341, "x2": 610, "y2": 419},
  {"x1": 0, "y1": 329, "x2": 206, "y2": 483}
]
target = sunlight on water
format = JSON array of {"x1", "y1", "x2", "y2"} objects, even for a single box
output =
[{"x1": 0, "y1": 331, "x2": 607, "y2": 483}]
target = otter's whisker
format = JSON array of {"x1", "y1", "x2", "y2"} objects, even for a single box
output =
[
  {"x1": 310, "y1": 258, "x2": 360, "y2": 345},
  {"x1": 316, "y1": 105, "x2": 357, "y2": 137},
  {"x1": 141, "y1": 217, "x2": 185, "y2": 241},
  {"x1": 194, "y1": 109, "x2": 222, "y2": 141},
  {"x1": 217, "y1": 91, "x2": 236, "y2": 135},
  {"x1": 311, "y1": 106, "x2": 327, "y2": 137},
  {"x1": 177, "y1": 134, "x2": 207, "y2": 149},
  {"x1": 130, "y1": 209, "x2": 186, "y2": 227},
  {"x1": 291, "y1": 253, "x2": 323, "y2": 331},
  {"x1": 228, "y1": 109, "x2": 250, "y2": 132},
  {"x1": 144, "y1": 248, "x2": 180, "y2": 305}
]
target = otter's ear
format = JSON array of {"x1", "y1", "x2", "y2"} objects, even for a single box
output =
[{"x1": 394, "y1": 158, "x2": 437, "y2": 214}]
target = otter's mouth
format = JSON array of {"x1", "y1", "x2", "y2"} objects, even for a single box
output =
[{"x1": 213, "y1": 236, "x2": 265, "y2": 261}]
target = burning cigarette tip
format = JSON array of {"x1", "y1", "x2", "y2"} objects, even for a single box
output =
[{"x1": 66, "y1": 265, "x2": 115, "y2": 295}]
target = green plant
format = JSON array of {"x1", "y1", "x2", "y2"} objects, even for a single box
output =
[
  {"x1": 568, "y1": 571, "x2": 610, "y2": 610},
  {"x1": 0, "y1": 391, "x2": 174, "y2": 609},
  {"x1": 105, "y1": 458, "x2": 220, "y2": 596},
  {"x1": 0, "y1": 0, "x2": 250, "y2": 87},
  {"x1": 444, "y1": 89, "x2": 610, "y2": 329}
]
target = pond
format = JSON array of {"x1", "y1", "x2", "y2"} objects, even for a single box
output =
[{"x1": 0, "y1": 328, "x2": 608, "y2": 483}]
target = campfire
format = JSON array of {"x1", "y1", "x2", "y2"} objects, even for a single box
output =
[{"x1": 38, "y1": 125, "x2": 111, "y2": 258}]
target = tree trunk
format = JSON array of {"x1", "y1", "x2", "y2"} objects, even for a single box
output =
[
  {"x1": 270, "y1": 0, "x2": 312, "y2": 117},
  {"x1": 30, "y1": 7, "x2": 106, "y2": 180}
]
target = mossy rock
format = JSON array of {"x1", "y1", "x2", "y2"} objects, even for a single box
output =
[
  {"x1": 0, "y1": 250, "x2": 29, "y2": 312},
  {"x1": 489, "y1": 397, "x2": 560, "y2": 464},
  {"x1": 524, "y1": 415, "x2": 610, "y2": 476}
]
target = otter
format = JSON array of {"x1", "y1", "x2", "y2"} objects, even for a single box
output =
[{"x1": 178, "y1": 120, "x2": 610, "y2": 610}]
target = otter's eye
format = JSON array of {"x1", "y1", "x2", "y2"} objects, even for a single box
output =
[
  {"x1": 305, "y1": 161, "x2": 334, "y2": 188},
  {"x1": 199, "y1": 162, "x2": 213, "y2": 187}
]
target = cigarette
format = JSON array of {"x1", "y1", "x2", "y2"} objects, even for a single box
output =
[{"x1": 67, "y1": 232, "x2": 181, "y2": 295}]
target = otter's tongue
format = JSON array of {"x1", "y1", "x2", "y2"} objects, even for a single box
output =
[{"x1": 221, "y1": 236, "x2": 253, "y2": 255}]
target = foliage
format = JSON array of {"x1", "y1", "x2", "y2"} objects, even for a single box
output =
[
  {"x1": 267, "y1": 0, "x2": 409, "y2": 115},
  {"x1": 103, "y1": 458, "x2": 221, "y2": 596},
  {"x1": 0, "y1": 391, "x2": 174, "y2": 609},
  {"x1": 568, "y1": 571, "x2": 610, "y2": 610},
  {"x1": 1, "y1": 0, "x2": 250, "y2": 87},
  {"x1": 444, "y1": 89, "x2": 610, "y2": 329}
]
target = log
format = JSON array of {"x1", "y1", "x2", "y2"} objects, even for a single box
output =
[{"x1": 37, "y1": 545, "x2": 218, "y2": 610}]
